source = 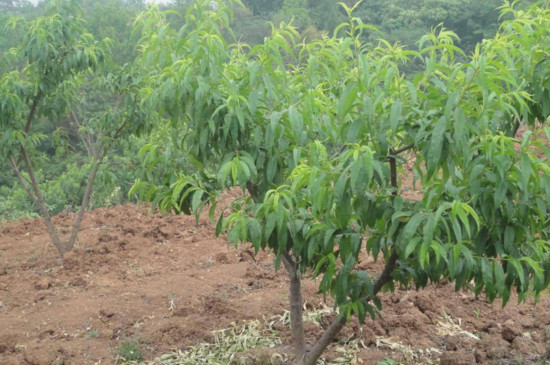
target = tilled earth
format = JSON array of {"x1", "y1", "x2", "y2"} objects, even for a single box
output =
[{"x1": 1, "y1": 201, "x2": 550, "y2": 364}]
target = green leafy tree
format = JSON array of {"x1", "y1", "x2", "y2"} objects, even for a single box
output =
[
  {"x1": 0, "y1": 0, "x2": 145, "y2": 256},
  {"x1": 274, "y1": 0, "x2": 311, "y2": 29},
  {"x1": 308, "y1": 0, "x2": 344, "y2": 33},
  {"x1": 131, "y1": 1, "x2": 550, "y2": 363},
  {"x1": 353, "y1": 0, "x2": 539, "y2": 54},
  {"x1": 241, "y1": 0, "x2": 284, "y2": 16},
  {"x1": 79, "y1": 0, "x2": 142, "y2": 65}
]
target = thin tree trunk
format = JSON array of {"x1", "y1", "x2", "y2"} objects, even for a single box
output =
[
  {"x1": 16, "y1": 109, "x2": 127, "y2": 256},
  {"x1": 20, "y1": 146, "x2": 66, "y2": 254},
  {"x1": 23, "y1": 93, "x2": 41, "y2": 134},
  {"x1": 16, "y1": 91, "x2": 69, "y2": 254},
  {"x1": 282, "y1": 253, "x2": 307, "y2": 362},
  {"x1": 15, "y1": 142, "x2": 106, "y2": 256},
  {"x1": 65, "y1": 149, "x2": 105, "y2": 251}
]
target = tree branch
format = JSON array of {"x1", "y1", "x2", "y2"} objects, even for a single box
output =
[
  {"x1": 72, "y1": 110, "x2": 98, "y2": 160},
  {"x1": 389, "y1": 154, "x2": 398, "y2": 193},
  {"x1": 23, "y1": 91, "x2": 42, "y2": 134},
  {"x1": 392, "y1": 143, "x2": 415, "y2": 155},
  {"x1": 304, "y1": 250, "x2": 399, "y2": 365},
  {"x1": 373, "y1": 251, "x2": 399, "y2": 294},
  {"x1": 246, "y1": 181, "x2": 259, "y2": 202},
  {"x1": 65, "y1": 144, "x2": 107, "y2": 251},
  {"x1": 9, "y1": 157, "x2": 38, "y2": 204}
]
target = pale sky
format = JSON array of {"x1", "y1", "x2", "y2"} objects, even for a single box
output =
[{"x1": 27, "y1": 0, "x2": 177, "y2": 4}]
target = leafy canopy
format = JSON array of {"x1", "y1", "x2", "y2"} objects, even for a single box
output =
[
  {"x1": 132, "y1": 0, "x2": 550, "y2": 323},
  {"x1": 0, "y1": 0, "x2": 107, "y2": 159}
]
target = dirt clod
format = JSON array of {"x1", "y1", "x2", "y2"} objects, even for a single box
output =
[
  {"x1": 502, "y1": 319, "x2": 520, "y2": 342},
  {"x1": 33, "y1": 277, "x2": 52, "y2": 290},
  {"x1": 439, "y1": 350, "x2": 476, "y2": 365}
]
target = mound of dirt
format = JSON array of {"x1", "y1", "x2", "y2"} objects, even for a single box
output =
[{"x1": 1, "y1": 202, "x2": 550, "y2": 364}]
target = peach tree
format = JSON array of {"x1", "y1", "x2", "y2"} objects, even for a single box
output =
[
  {"x1": 131, "y1": 1, "x2": 550, "y2": 363},
  {"x1": 0, "y1": 0, "x2": 146, "y2": 256}
]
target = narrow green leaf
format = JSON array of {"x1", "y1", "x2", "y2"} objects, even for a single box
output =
[{"x1": 390, "y1": 100, "x2": 402, "y2": 132}]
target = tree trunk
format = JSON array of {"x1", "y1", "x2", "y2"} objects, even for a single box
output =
[
  {"x1": 20, "y1": 147, "x2": 67, "y2": 255},
  {"x1": 282, "y1": 253, "x2": 307, "y2": 362}
]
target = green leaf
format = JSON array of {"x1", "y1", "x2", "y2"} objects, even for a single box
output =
[
  {"x1": 460, "y1": 203, "x2": 481, "y2": 231},
  {"x1": 508, "y1": 257, "x2": 525, "y2": 289},
  {"x1": 267, "y1": 157, "x2": 278, "y2": 183},
  {"x1": 520, "y1": 257, "x2": 543, "y2": 281},
  {"x1": 401, "y1": 213, "x2": 425, "y2": 247},
  {"x1": 248, "y1": 218, "x2": 262, "y2": 253},
  {"x1": 405, "y1": 236, "x2": 421, "y2": 258},
  {"x1": 265, "y1": 212, "x2": 277, "y2": 241},
  {"x1": 453, "y1": 202, "x2": 471, "y2": 237},
  {"x1": 218, "y1": 161, "x2": 232, "y2": 186},
  {"x1": 419, "y1": 239, "x2": 430, "y2": 269},
  {"x1": 191, "y1": 189, "x2": 204, "y2": 215},
  {"x1": 337, "y1": 84, "x2": 358, "y2": 120},
  {"x1": 215, "y1": 212, "x2": 224, "y2": 236},
  {"x1": 390, "y1": 100, "x2": 402, "y2": 132},
  {"x1": 270, "y1": 111, "x2": 283, "y2": 133},
  {"x1": 334, "y1": 169, "x2": 349, "y2": 202},
  {"x1": 427, "y1": 116, "x2": 446, "y2": 175}
]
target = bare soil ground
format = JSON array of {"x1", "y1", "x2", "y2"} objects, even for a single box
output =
[{"x1": 1, "y1": 198, "x2": 550, "y2": 364}]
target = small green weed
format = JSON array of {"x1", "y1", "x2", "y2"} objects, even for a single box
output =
[
  {"x1": 85, "y1": 329, "x2": 99, "y2": 339},
  {"x1": 117, "y1": 340, "x2": 143, "y2": 362}
]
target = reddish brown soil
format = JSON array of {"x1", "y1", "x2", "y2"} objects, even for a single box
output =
[{"x1": 1, "y1": 200, "x2": 550, "y2": 364}]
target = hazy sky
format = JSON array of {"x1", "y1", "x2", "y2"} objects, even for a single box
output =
[{"x1": 27, "y1": 0, "x2": 177, "y2": 4}]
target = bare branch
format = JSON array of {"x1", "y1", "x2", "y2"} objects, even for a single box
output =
[
  {"x1": 72, "y1": 110, "x2": 99, "y2": 159},
  {"x1": 23, "y1": 91, "x2": 42, "y2": 134},
  {"x1": 392, "y1": 143, "x2": 415, "y2": 155}
]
